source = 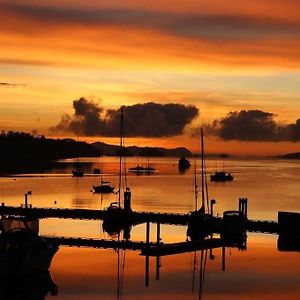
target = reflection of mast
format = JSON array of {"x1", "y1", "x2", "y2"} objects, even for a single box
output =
[
  {"x1": 116, "y1": 232, "x2": 126, "y2": 300},
  {"x1": 198, "y1": 250, "x2": 208, "y2": 300},
  {"x1": 192, "y1": 251, "x2": 197, "y2": 293}
]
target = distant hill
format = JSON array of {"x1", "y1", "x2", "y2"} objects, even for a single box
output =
[
  {"x1": 0, "y1": 131, "x2": 100, "y2": 173},
  {"x1": 92, "y1": 142, "x2": 192, "y2": 157},
  {"x1": 280, "y1": 152, "x2": 300, "y2": 159}
]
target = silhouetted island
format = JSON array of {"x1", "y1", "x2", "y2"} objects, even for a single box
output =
[
  {"x1": 92, "y1": 142, "x2": 192, "y2": 157},
  {"x1": 280, "y1": 152, "x2": 300, "y2": 159},
  {"x1": 0, "y1": 131, "x2": 100, "y2": 173},
  {"x1": 0, "y1": 131, "x2": 192, "y2": 173}
]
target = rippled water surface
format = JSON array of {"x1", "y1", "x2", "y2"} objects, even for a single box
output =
[{"x1": 0, "y1": 157, "x2": 299, "y2": 299}]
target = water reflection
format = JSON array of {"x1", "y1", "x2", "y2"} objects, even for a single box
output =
[
  {"x1": 44, "y1": 229, "x2": 300, "y2": 300},
  {"x1": 1, "y1": 157, "x2": 300, "y2": 298},
  {"x1": 0, "y1": 271, "x2": 57, "y2": 299}
]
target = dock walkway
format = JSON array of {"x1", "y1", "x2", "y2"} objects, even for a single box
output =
[{"x1": 0, "y1": 205, "x2": 188, "y2": 225}]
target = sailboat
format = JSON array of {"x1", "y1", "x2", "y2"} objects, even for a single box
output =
[
  {"x1": 129, "y1": 158, "x2": 155, "y2": 175},
  {"x1": 210, "y1": 171, "x2": 233, "y2": 182},
  {"x1": 187, "y1": 128, "x2": 213, "y2": 240},
  {"x1": 210, "y1": 157, "x2": 233, "y2": 182},
  {"x1": 93, "y1": 151, "x2": 115, "y2": 193},
  {"x1": 102, "y1": 106, "x2": 133, "y2": 233},
  {"x1": 93, "y1": 180, "x2": 115, "y2": 193}
]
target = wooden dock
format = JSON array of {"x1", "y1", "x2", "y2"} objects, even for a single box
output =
[
  {"x1": 0, "y1": 205, "x2": 188, "y2": 225},
  {"x1": 0, "y1": 204, "x2": 297, "y2": 236}
]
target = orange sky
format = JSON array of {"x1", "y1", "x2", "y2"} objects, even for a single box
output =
[{"x1": 0, "y1": 0, "x2": 299, "y2": 155}]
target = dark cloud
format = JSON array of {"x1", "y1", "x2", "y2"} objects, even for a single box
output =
[
  {"x1": 2, "y1": 4, "x2": 299, "y2": 40},
  {"x1": 205, "y1": 110, "x2": 300, "y2": 142},
  {"x1": 0, "y1": 82, "x2": 25, "y2": 87},
  {"x1": 51, "y1": 98, "x2": 199, "y2": 137}
]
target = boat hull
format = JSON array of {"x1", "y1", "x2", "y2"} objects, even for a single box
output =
[
  {"x1": 0, "y1": 231, "x2": 58, "y2": 275},
  {"x1": 93, "y1": 185, "x2": 115, "y2": 193}
]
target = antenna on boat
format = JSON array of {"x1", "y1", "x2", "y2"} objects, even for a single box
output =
[{"x1": 198, "y1": 249, "x2": 208, "y2": 300}]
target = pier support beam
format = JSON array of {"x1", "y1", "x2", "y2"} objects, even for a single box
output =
[
  {"x1": 156, "y1": 223, "x2": 161, "y2": 245},
  {"x1": 146, "y1": 222, "x2": 150, "y2": 246},
  {"x1": 222, "y1": 246, "x2": 226, "y2": 271},
  {"x1": 24, "y1": 193, "x2": 28, "y2": 209},
  {"x1": 210, "y1": 199, "x2": 216, "y2": 216}
]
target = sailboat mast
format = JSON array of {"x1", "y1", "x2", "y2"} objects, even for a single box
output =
[
  {"x1": 194, "y1": 161, "x2": 198, "y2": 211},
  {"x1": 118, "y1": 106, "x2": 124, "y2": 207},
  {"x1": 201, "y1": 128, "x2": 205, "y2": 211}
]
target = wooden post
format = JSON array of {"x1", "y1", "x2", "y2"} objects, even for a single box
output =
[
  {"x1": 156, "y1": 222, "x2": 160, "y2": 245},
  {"x1": 24, "y1": 193, "x2": 28, "y2": 209},
  {"x1": 222, "y1": 246, "x2": 226, "y2": 271},
  {"x1": 146, "y1": 222, "x2": 150, "y2": 246}
]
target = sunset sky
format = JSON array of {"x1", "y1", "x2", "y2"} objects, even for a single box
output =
[{"x1": 1, "y1": 0, "x2": 300, "y2": 155}]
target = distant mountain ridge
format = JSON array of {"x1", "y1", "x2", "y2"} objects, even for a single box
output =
[
  {"x1": 92, "y1": 142, "x2": 192, "y2": 157},
  {"x1": 279, "y1": 152, "x2": 300, "y2": 159}
]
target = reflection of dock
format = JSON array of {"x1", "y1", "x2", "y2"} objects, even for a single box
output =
[
  {"x1": 43, "y1": 236, "x2": 155, "y2": 251},
  {"x1": 141, "y1": 237, "x2": 245, "y2": 256},
  {"x1": 42, "y1": 235, "x2": 246, "y2": 256}
]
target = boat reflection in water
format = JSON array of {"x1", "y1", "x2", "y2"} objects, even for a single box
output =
[{"x1": 0, "y1": 271, "x2": 57, "y2": 299}]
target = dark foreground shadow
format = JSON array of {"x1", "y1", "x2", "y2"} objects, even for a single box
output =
[{"x1": 0, "y1": 271, "x2": 57, "y2": 300}]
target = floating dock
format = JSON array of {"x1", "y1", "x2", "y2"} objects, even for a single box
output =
[
  {"x1": 0, "y1": 202, "x2": 299, "y2": 236},
  {"x1": 0, "y1": 204, "x2": 188, "y2": 225}
]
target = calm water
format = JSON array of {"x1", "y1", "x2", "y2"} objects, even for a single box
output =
[{"x1": 0, "y1": 157, "x2": 300, "y2": 299}]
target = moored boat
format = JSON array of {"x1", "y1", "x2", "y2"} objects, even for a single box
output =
[
  {"x1": 0, "y1": 216, "x2": 58, "y2": 275},
  {"x1": 128, "y1": 165, "x2": 155, "y2": 174},
  {"x1": 93, "y1": 181, "x2": 115, "y2": 193},
  {"x1": 72, "y1": 170, "x2": 84, "y2": 177},
  {"x1": 210, "y1": 171, "x2": 234, "y2": 182},
  {"x1": 178, "y1": 156, "x2": 191, "y2": 171}
]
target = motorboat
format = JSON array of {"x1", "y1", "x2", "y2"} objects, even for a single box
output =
[
  {"x1": 178, "y1": 157, "x2": 191, "y2": 171},
  {"x1": 0, "y1": 216, "x2": 58, "y2": 275}
]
